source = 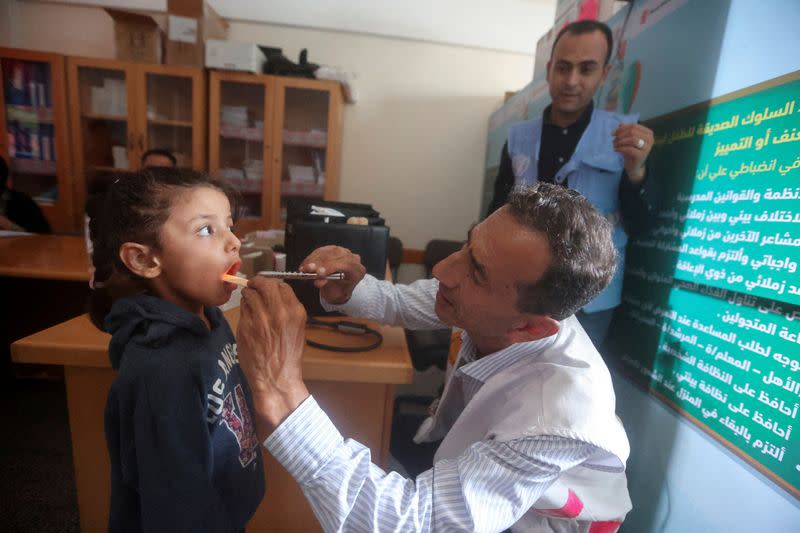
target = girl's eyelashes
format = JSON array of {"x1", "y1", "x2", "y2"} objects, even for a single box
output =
[{"x1": 198, "y1": 225, "x2": 214, "y2": 236}]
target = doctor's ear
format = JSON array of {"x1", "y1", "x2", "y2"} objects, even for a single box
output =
[
  {"x1": 508, "y1": 315, "x2": 560, "y2": 344},
  {"x1": 119, "y1": 242, "x2": 162, "y2": 279}
]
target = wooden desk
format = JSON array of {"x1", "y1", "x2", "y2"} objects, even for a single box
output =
[
  {"x1": 12, "y1": 308, "x2": 412, "y2": 533},
  {"x1": 0, "y1": 234, "x2": 90, "y2": 378},
  {"x1": 0, "y1": 234, "x2": 90, "y2": 281}
]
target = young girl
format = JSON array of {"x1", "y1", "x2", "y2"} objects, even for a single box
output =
[{"x1": 89, "y1": 167, "x2": 264, "y2": 532}]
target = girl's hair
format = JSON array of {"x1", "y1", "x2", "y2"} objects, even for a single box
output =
[{"x1": 88, "y1": 167, "x2": 239, "y2": 330}]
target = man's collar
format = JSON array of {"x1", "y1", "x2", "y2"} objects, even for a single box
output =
[
  {"x1": 457, "y1": 332, "x2": 556, "y2": 384},
  {"x1": 543, "y1": 100, "x2": 595, "y2": 128}
]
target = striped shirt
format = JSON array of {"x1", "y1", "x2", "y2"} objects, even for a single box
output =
[{"x1": 264, "y1": 276, "x2": 598, "y2": 532}]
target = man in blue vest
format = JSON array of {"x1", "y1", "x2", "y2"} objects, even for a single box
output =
[{"x1": 487, "y1": 20, "x2": 657, "y2": 347}]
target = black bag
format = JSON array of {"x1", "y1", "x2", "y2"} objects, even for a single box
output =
[
  {"x1": 284, "y1": 200, "x2": 389, "y2": 316},
  {"x1": 259, "y1": 47, "x2": 318, "y2": 78}
]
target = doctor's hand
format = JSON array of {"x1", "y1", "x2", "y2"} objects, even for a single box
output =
[
  {"x1": 300, "y1": 245, "x2": 367, "y2": 305},
  {"x1": 238, "y1": 277, "x2": 310, "y2": 439},
  {"x1": 613, "y1": 123, "x2": 654, "y2": 184}
]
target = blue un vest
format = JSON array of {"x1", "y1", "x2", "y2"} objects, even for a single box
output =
[{"x1": 507, "y1": 108, "x2": 639, "y2": 312}]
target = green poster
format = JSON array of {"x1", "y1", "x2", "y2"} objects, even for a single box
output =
[
  {"x1": 642, "y1": 76, "x2": 800, "y2": 305},
  {"x1": 612, "y1": 72, "x2": 800, "y2": 499}
]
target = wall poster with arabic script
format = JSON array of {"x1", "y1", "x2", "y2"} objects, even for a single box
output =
[{"x1": 608, "y1": 71, "x2": 800, "y2": 499}]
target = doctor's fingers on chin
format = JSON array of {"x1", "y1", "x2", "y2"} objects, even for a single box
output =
[
  {"x1": 246, "y1": 277, "x2": 289, "y2": 302},
  {"x1": 240, "y1": 289, "x2": 270, "y2": 323},
  {"x1": 277, "y1": 283, "x2": 307, "y2": 321}
]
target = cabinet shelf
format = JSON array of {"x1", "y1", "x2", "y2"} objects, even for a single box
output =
[
  {"x1": 281, "y1": 181, "x2": 325, "y2": 197},
  {"x1": 219, "y1": 123, "x2": 263, "y2": 141},
  {"x1": 9, "y1": 158, "x2": 58, "y2": 175},
  {"x1": 225, "y1": 176, "x2": 262, "y2": 193},
  {"x1": 82, "y1": 112, "x2": 127, "y2": 122},
  {"x1": 283, "y1": 130, "x2": 327, "y2": 149},
  {"x1": 6, "y1": 105, "x2": 54, "y2": 124},
  {"x1": 90, "y1": 165, "x2": 128, "y2": 172},
  {"x1": 148, "y1": 118, "x2": 193, "y2": 127}
]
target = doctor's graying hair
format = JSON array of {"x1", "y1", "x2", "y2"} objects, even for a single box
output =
[
  {"x1": 87, "y1": 167, "x2": 239, "y2": 329},
  {"x1": 506, "y1": 183, "x2": 617, "y2": 320}
]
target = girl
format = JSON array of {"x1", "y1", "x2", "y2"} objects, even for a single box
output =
[{"x1": 89, "y1": 167, "x2": 264, "y2": 532}]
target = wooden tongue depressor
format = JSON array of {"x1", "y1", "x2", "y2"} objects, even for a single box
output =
[{"x1": 222, "y1": 272, "x2": 345, "y2": 286}]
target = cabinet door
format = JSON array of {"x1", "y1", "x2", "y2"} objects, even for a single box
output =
[
  {"x1": 271, "y1": 78, "x2": 342, "y2": 227},
  {"x1": 68, "y1": 57, "x2": 137, "y2": 228},
  {"x1": 0, "y1": 48, "x2": 74, "y2": 231},
  {"x1": 209, "y1": 71, "x2": 273, "y2": 234},
  {"x1": 137, "y1": 64, "x2": 205, "y2": 170}
]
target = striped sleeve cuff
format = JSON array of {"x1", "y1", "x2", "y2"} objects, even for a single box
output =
[
  {"x1": 263, "y1": 395, "x2": 344, "y2": 484},
  {"x1": 321, "y1": 274, "x2": 380, "y2": 316}
]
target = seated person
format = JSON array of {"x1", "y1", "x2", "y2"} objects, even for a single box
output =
[
  {"x1": 0, "y1": 156, "x2": 51, "y2": 233},
  {"x1": 141, "y1": 148, "x2": 177, "y2": 168},
  {"x1": 237, "y1": 183, "x2": 632, "y2": 532}
]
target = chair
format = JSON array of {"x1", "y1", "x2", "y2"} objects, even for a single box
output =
[
  {"x1": 404, "y1": 239, "x2": 463, "y2": 371},
  {"x1": 389, "y1": 238, "x2": 463, "y2": 477},
  {"x1": 387, "y1": 236, "x2": 403, "y2": 281}
]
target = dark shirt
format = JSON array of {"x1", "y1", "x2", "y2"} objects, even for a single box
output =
[
  {"x1": 486, "y1": 103, "x2": 658, "y2": 236},
  {"x1": 104, "y1": 295, "x2": 265, "y2": 533},
  {"x1": 538, "y1": 102, "x2": 594, "y2": 184},
  {"x1": 0, "y1": 188, "x2": 51, "y2": 233}
]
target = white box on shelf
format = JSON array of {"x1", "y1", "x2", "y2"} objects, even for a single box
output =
[
  {"x1": 288, "y1": 164, "x2": 316, "y2": 183},
  {"x1": 105, "y1": 79, "x2": 127, "y2": 116},
  {"x1": 112, "y1": 145, "x2": 128, "y2": 169},
  {"x1": 91, "y1": 86, "x2": 110, "y2": 115},
  {"x1": 205, "y1": 39, "x2": 265, "y2": 73}
]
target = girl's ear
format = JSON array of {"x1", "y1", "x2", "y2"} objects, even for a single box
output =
[{"x1": 119, "y1": 242, "x2": 162, "y2": 279}]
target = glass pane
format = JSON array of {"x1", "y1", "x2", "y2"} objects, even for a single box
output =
[
  {"x1": 279, "y1": 87, "x2": 329, "y2": 222},
  {"x1": 2, "y1": 58, "x2": 59, "y2": 204},
  {"x1": 217, "y1": 81, "x2": 265, "y2": 220},
  {"x1": 77, "y1": 66, "x2": 129, "y2": 198},
  {"x1": 145, "y1": 73, "x2": 193, "y2": 167}
]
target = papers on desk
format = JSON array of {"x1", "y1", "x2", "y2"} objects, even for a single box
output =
[
  {"x1": 218, "y1": 285, "x2": 242, "y2": 312},
  {"x1": 0, "y1": 230, "x2": 34, "y2": 237}
]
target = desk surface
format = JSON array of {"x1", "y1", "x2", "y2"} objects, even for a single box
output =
[
  {"x1": 0, "y1": 234, "x2": 90, "y2": 281},
  {"x1": 11, "y1": 307, "x2": 413, "y2": 385}
]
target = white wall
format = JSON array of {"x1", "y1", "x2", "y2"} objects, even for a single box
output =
[
  {"x1": 229, "y1": 21, "x2": 534, "y2": 248},
  {"x1": 39, "y1": 0, "x2": 556, "y2": 54},
  {"x1": 5, "y1": 0, "x2": 536, "y2": 248}
]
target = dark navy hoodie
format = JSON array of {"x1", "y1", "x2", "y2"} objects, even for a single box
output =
[{"x1": 104, "y1": 295, "x2": 265, "y2": 532}]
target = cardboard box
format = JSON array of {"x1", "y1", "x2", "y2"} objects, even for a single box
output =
[
  {"x1": 205, "y1": 39, "x2": 266, "y2": 73},
  {"x1": 106, "y1": 9, "x2": 162, "y2": 64},
  {"x1": 165, "y1": 0, "x2": 229, "y2": 67},
  {"x1": 168, "y1": 0, "x2": 205, "y2": 17}
]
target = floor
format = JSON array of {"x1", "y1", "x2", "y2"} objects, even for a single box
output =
[
  {"x1": 0, "y1": 374, "x2": 435, "y2": 532},
  {"x1": 1, "y1": 377, "x2": 79, "y2": 533}
]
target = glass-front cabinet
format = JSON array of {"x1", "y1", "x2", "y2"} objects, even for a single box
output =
[
  {"x1": 209, "y1": 71, "x2": 343, "y2": 234},
  {"x1": 0, "y1": 48, "x2": 74, "y2": 231},
  {"x1": 140, "y1": 64, "x2": 204, "y2": 169},
  {"x1": 209, "y1": 72, "x2": 271, "y2": 232},
  {"x1": 271, "y1": 77, "x2": 342, "y2": 226},
  {"x1": 68, "y1": 57, "x2": 205, "y2": 229}
]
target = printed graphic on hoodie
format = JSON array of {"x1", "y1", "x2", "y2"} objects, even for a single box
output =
[{"x1": 207, "y1": 343, "x2": 258, "y2": 467}]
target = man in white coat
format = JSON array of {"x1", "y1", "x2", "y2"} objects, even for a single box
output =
[{"x1": 238, "y1": 183, "x2": 632, "y2": 532}]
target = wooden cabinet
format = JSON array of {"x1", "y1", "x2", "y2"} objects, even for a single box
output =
[
  {"x1": 67, "y1": 57, "x2": 205, "y2": 229},
  {"x1": 209, "y1": 71, "x2": 343, "y2": 233},
  {"x1": 0, "y1": 48, "x2": 74, "y2": 231}
]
